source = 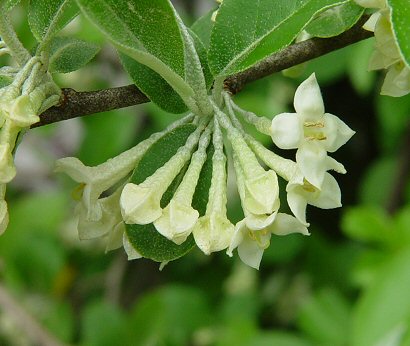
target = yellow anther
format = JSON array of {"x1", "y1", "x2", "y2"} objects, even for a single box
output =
[{"x1": 303, "y1": 121, "x2": 324, "y2": 128}]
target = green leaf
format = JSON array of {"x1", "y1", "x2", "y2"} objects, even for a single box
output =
[
  {"x1": 128, "y1": 285, "x2": 211, "y2": 345},
  {"x1": 76, "y1": 0, "x2": 195, "y2": 106},
  {"x1": 189, "y1": 29, "x2": 214, "y2": 90},
  {"x1": 120, "y1": 53, "x2": 188, "y2": 114},
  {"x1": 191, "y1": 9, "x2": 215, "y2": 49},
  {"x1": 4, "y1": 0, "x2": 21, "y2": 11},
  {"x1": 125, "y1": 124, "x2": 214, "y2": 262},
  {"x1": 305, "y1": 1, "x2": 364, "y2": 38},
  {"x1": 208, "y1": 0, "x2": 345, "y2": 77},
  {"x1": 388, "y1": 0, "x2": 410, "y2": 66},
  {"x1": 352, "y1": 249, "x2": 410, "y2": 346},
  {"x1": 82, "y1": 300, "x2": 128, "y2": 346},
  {"x1": 48, "y1": 36, "x2": 99, "y2": 73},
  {"x1": 341, "y1": 206, "x2": 390, "y2": 244},
  {"x1": 298, "y1": 288, "x2": 351, "y2": 345},
  {"x1": 28, "y1": 0, "x2": 79, "y2": 42}
]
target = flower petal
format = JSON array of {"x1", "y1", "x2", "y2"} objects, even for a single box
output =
[
  {"x1": 237, "y1": 235, "x2": 266, "y2": 270},
  {"x1": 286, "y1": 185, "x2": 309, "y2": 226},
  {"x1": 244, "y1": 170, "x2": 279, "y2": 215},
  {"x1": 270, "y1": 213, "x2": 310, "y2": 236},
  {"x1": 308, "y1": 173, "x2": 342, "y2": 209},
  {"x1": 0, "y1": 144, "x2": 16, "y2": 183},
  {"x1": 294, "y1": 73, "x2": 324, "y2": 119},
  {"x1": 105, "y1": 222, "x2": 125, "y2": 252},
  {"x1": 381, "y1": 63, "x2": 410, "y2": 97},
  {"x1": 270, "y1": 113, "x2": 302, "y2": 149},
  {"x1": 123, "y1": 232, "x2": 143, "y2": 260},
  {"x1": 193, "y1": 212, "x2": 234, "y2": 255},
  {"x1": 120, "y1": 183, "x2": 162, "y2": 225},
  {"x1": 245, "y1": 211, "x2": 277, "y2": 231},
  {"x1": 324, "y1": 113, "x2": 355, "y2": 152},
  {"x1": 154, "y1": 200, "x2": 199, "y2": 245},
  {"x1": 296, "y1": 142, "x2": 327, "y2": 188}
]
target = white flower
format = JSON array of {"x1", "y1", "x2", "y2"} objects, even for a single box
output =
[
  {"x1": 286, "y1": 170, "x2": 342, "y2": 225},
  {"x1": 192, "y1": 119, "x2": 234, "y2": 254},
  {"x1": 356, "y1": 1, "x2": 410, "y2": 97},
  {"x1": 154, "y1": 125, "x2": 212, "y2": 244},
  {"x1": 76, "y1": 188, "x2": 124, "y2": 243},
  {"x1": 56, "y1": 154, "x2": 139, "y2": 222},
  {"x1": 121, "y1": 120, "x2": 206, "y2": 225},
  {"x1": 227, "y1": 213, "x2": 309, "y2": 269},
  {"x1": 0, "y1": 143, "x2": 16, "y2": 183},
  {"x1": 270, "y1": 73, "x2": 354, "y2": 188}
]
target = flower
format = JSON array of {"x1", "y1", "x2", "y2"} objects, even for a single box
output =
[
  {"x1": 192, "y1": 119, "x2": 234, "y2": 254},
  {"x1": 154, "y1": 125, "x2": 212, "y2": 244},
  {"x1": 227, "y1": 213, "x2": 309, "y2": 269},
  {"x1": 121, "y1": 120, "x2": 206, "y2": 225},
  {"x1": 286, "y1": 170, "x2": 342, "y2": 225},
  {"x1": 355, "y1": 0, "x2": 410, "y2": 96},
  {"x1": 270, "y1": 73, "x2": 354, "y2": 188}
]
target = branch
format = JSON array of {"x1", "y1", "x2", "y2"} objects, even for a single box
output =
[
  {"x1": 0, "y1": 283, "x2": 69, "y2": 346},
  {"x1": 34, "y1": 16, "x2": 373, "y2": 128}
]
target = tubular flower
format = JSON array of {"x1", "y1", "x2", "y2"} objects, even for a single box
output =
[
  {"x1": 270, "y1": 73, "x2": 354, "y2": 188},
  {"x1": 56, "y1": 114, "x2": 194, "y2": 222},
  {"x1": 154, "y1": 124, "x2": 212, "y2": 244},
  {"x1": 192, "y1": 119, "x2": 234, "y2": 254},
  {"x1": 121, "y1": 119, "x2": 208, "y2": 225},
  {"x1": 355, "y1": 0, "x2": 410, "y2": 96}
]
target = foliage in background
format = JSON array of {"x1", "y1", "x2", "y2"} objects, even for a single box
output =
[{"x1": 0, "y1": 0, "x2": 409, "y2": 346}]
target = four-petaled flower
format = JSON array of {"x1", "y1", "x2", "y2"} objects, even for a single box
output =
[{"x1": 270, "y1": 73, "x2": 355, "y2": 188}]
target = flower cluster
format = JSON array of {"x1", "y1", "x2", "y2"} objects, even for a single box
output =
[
  {"x1": 56, "y1": 74, "x2": 354, "y2": 269},
  {"x1": 0, "y1": 55, "x2": 61, "y2": 234},
  {"x1": 355, "y1": 0, "x2": 410, "y2": 96}
]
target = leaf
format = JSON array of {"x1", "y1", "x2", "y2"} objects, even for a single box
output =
[
  {"x1": 341, "y1": 206, "x2": 390, "y2": 244},
  {"x1": 4, "y1": 0, "x2": 21, "y2": 11},
  {"x1": 298, "y1": 288, "x2": 351, "y2": 345},
  {"x1": 191, "y1": 9, "x2": 215, "y2": 49},
  {"x1": 388, "y1": 0, "x2": 410, "y2": 66},
  {"x1": 189, "y1": 29, "x2": 214, "y2": 90},
  {"x1": 208, "y1": 0, "x2": 346, "y2": 77},
  {"x1": 120, "y1": 53, "x2": 188, "y2": 114},
  {"x1": 28, "y1": 0, "x2": 79, "y2": 42},
  {"x1": 352, "y1": 248, "x2": 410, "y2": 346},
  {"x1": 125, "y1": 124, "x2": 214, "y2": 262},
  {"x1": 76, "y1": 0, "x2": 195, "y2": 106},
  {"x1": 305, "y1": 1, "x2": 364, "y2": 38},
  {"x1": 128, "y1": 285, "x2": 211, "y2": 345},
  {"x1": 48, "y1": 36, "x2": 99, "y2": 73}
]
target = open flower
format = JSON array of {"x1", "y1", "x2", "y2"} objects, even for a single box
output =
[
  {"x1": 270, "y1": 73, "x2": 354, "y2": 188},
  {"x1": 286, "y1": 170, "x2": 342, "y2": 225},
  {"x1": 228, "y1": 213, "x2": 309, "y2": 269}
]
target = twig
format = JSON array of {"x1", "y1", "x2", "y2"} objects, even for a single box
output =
[
  {"x1": 32, "y1": 85, "x2": 149, "y2": 128},
  {"x1": 0, "y1": 282, "x2": 69, "y2": 346},
  {"x1": 224, "y1": 15, "x2": 372, "y2": 93},
  {"x1": 35, "y1": 16, "x2": 373, "y2": 127}
]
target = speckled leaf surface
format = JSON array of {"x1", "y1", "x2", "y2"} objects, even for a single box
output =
[
  {"x1": 208, "y1": 0, "x2": 346, "y2": 77},
  {"x1": 305, "y1": 1, "x2": 364, "y2": 38},
  {"x1": 388, "y1": 0, "x2": 410, "y2": 66},
  {"x1": 28, "y1": 0, "x2": 79, "y2": 42}
]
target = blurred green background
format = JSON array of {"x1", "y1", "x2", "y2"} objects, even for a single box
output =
[{"x1": 1, "y1": 1, "x2": 410, "y2": 345}]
